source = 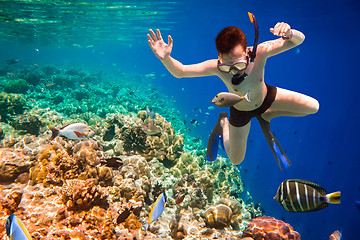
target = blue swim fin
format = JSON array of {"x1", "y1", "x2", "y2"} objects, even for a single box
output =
[
  {"x1": 206, "y1": 112, "x2": 228, "y2": 161},
  {"x1": 206, "y1": 134, "x2": 220, "y2": 161},
  {"x1": 256, "y1": 116, "x2": 291, "y2": 170},
  {"x1": 272, "y1": 138, "x2": 290, "y2": 169}
]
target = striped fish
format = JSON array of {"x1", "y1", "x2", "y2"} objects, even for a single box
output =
[
  {"x1": 273, "y1": 179, "x2": 341, "y2": 212},
  {"x1": 329, "y1": 230, "x2": 342, "y2": 240}
]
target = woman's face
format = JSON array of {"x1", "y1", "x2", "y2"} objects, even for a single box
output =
[{"x1": 218, "y1": 44, "x2": 246, "y2": 64}]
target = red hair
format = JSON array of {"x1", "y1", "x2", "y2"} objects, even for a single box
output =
[{"x1": 215, "y1": 26, "x2": 247, "y2": 55}]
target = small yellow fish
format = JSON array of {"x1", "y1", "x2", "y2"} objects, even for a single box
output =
[{"x1": 211, "y1": 91, "x2": 251, "y2": 107}]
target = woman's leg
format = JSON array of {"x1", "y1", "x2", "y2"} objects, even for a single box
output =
[
  {"x1": 221, "y1": 116, "x2": 251, "y2": 165},
  {"x1": 262, "y1": 87, "x2": 319, "y2": 121}
]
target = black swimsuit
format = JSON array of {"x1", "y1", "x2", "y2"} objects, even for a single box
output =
[{"x1": 229, "y1": 84, "x2": 277, "y2": 127}]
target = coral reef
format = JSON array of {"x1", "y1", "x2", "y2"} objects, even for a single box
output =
[
  {"x1": 0, "y1": 64, "x2": 274, "y2": 240},
  {"x1": 0, "y1": 126, "x2": 4, "y2": 140},
  {"x1": 61, "y1": 178, "x2": 109, "y2": 211},
  {"x1": 243, "y1": 215, "x2": 301, "y2": 240},
  {"x1": 142, "y1": 114, "x2": 184, "y2": 166},
  {"x1": 9, "y1": 114, "x2": 42, "y2": 135},
  {"x1": 112, "y1": 155, "x2": 152, "y2": 203},
  {"x1": 0, "y1": 92, "x2": 26, "y2": 120},
  {"x1": 29, "y1": 139, "x2": 106, "y2": 187},
  {"x1": 0, "y1": 148, "x2": 31, "y2": 183},
  {"x1": 4, "y1": 78, "x2": 29, "y2": 94},
  {"x1": 0, "y1": 187, "x2": 23, "y2": 215},
  {"x1": 121, "y1": 125, "x2": 148, "y2": 154}
]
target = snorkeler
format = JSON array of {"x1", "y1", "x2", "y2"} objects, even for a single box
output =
[{"x1": 147, "y1": 13, "x2": 319, "y2": 168}]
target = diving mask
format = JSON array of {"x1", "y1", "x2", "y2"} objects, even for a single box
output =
[{"x1": 217, "y1": 54, "x2": 249, "y2": 74}]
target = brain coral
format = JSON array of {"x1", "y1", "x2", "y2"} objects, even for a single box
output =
[
  {"x1": 204, "y1": 204, "x2": 233, "y2": 229},
  {"x1": 243, "y1": 215, "x2": 301, "y2": 240}
]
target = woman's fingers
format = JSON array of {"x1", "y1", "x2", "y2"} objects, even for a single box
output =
[
  {"x1": 147, "y1": 34, "x2": 153, "y2": 42},
  {"x1": 156, "y1": 29, "x2": 163, "y2": 41},
  {"x1": 168, "y1": 35, "x2": 173, "y2": 47},
  {"x1": 149, "y1": 29, "x2": 157, "y2": 41},
  {"x1": 270, "y1": 22, "x2": 290, "y2": 37}
]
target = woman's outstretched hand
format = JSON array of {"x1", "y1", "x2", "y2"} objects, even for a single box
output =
[{"x1": 147, "y1": 29, "x2": 173, "y2": 60}]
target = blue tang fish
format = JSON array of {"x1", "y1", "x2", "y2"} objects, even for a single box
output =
[
  {"x1": 142, "y1": 192, "x2": 167, "y2": 231},
  {"x1": 6, "y1": 214, "x2": 32, "y2": 240}
]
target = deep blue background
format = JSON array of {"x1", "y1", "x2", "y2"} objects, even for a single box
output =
[{"x1": 0, "y1": 0, "x2": 359, "y2": 239}]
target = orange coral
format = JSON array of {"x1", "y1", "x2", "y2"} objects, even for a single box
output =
[
  {"x1": 30, "y1": 141, "x2": 109, "y2": 187},
  {"x1": 123, "y1": 213, "x2": 142, "y2": 230},
  {"x1": 0, "y1": 188, "x2": 22, "y2": 215}
]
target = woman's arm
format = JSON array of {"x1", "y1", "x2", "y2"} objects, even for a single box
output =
[
  {"x1": 160, "y1": 57, "x2": 218, "y2": 78},
  {"x1": 148, "y1": 29, "x2": 218, "y2": 78},
  {"x1": 257, "y1": 22, "x2": 305, "y2": 58}
]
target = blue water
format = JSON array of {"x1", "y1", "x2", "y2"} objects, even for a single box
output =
[{"x1": 1, "y1": 0, "x2": 359, "y2": 239}]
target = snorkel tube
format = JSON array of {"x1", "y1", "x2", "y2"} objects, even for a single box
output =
[
  {"x1": 247, "y1": 12, "x2": 259, "y2": 61},
  {"x1": 231, "y1": 12, "x2": 259, "y2": 85}
]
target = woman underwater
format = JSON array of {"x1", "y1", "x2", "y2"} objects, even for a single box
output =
[{"x1": 147, "y1": 13, "x2": 319, "y2": 169}]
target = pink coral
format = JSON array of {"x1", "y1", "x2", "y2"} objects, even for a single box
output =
[{"x1": 243, "y1": 215, "x2": 301, "y2": 240}]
